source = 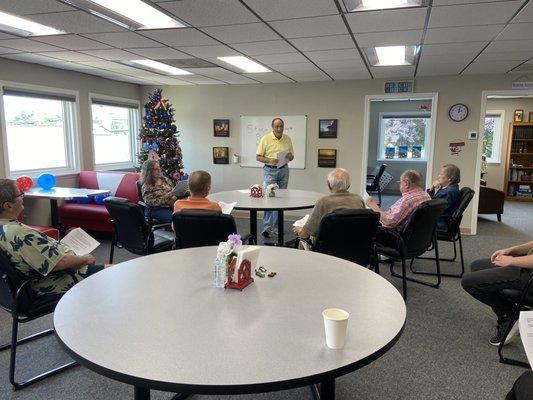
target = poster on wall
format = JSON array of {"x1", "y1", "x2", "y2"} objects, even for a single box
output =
[
  {"x1": 214, "y1": 119, "x2": 230, "y2": 137},
  {"x1": 318, "y1": 149, "x2": 337, "y2": 168},
  {"x1": 319, "y1": 119, "x2": 337, "y2": 138},
  {"x1": 213, "y1": 147, "x2": 229, "y2": 164}
]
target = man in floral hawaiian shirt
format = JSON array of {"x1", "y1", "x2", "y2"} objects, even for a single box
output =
[{"x1": 0, "y1": 179, "x2": 103, "y2": 297}]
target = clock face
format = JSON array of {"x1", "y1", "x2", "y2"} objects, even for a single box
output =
[{"x1": 449, "y1": 103, "x2": 469, "y2": 122}]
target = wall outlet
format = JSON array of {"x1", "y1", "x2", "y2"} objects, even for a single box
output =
[{"x1": 468, "y1": 131, "x2": 478, "y2": 140}]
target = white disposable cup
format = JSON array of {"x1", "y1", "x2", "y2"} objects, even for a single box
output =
[{"x1": 322, "y1": 308, "x2": 349, "y2": 349}]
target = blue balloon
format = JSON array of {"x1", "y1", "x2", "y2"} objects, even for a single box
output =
[{"x1": 37, "y1": 173, "x2": 56, "y2": 190}]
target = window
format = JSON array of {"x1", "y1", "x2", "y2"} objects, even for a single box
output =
[
  {"x1": 2, "y1": 88, "x2": 78, "y2": 175},
  {"x1": 483, "y1": 112, "x2": 504, "y2": 164},
  {"x1": 378, "y1": 113, "x2": 431, "y2": 161},
  {"x1": 90, "y1": 97, "x2": 139, "y2": 168}
]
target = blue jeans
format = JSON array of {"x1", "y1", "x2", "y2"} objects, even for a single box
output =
[
  {"x1": 262, "y1": 165, "x2": 289, "y2": 232},
  {"x1": 147, "y1": 206, "x2": 173, "y2": 224}
]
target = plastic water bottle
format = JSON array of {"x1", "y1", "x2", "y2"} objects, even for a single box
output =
[{"x1": 212, "y1": 259, "x2": 226, "y2": 288}]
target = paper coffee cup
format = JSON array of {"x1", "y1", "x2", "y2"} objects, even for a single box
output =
[{"x1": 323, "y1": 308, "x2": 349, "y2": 349}]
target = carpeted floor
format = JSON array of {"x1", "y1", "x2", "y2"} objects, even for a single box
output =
[{"x1": 1, "y1": 202, "x2": 532, "y2": 400}]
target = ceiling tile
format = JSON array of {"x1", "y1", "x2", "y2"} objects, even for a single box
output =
[
  {"x1": 289, "y1": 35, "x2": 354, "y2": 52},
  {"x1": 151, "y1": 77, "x2": 196, "y2": 85},
  {"x1": 497, "y1": 23, "x2": 533, "y2": 41},
  {"x1": 127, "y1": 47, "x2": 193, "y2": 60},
  {"x1": 512, "y1": 1, "x2": 533, "y2": 23},
  {"x1": 429, "y1": 2, "x2": 522, "y2": 28},
  {"x1": 425, "y1": 25, "x2": 504, "y2": 44},
  {"x1": 286, "y1": 71, "x2": 331, "y2": 82},
  {"x1": 370, "y1": 66, "x2": 415, "y2": 78},
  {"x1": 254, "y1": 52, "x2": 308, "y2": 64},
  {"x1": 201, "y1": 23, "x2": 280, "y2": 44},
  {"x1": 304, "y1": 49, "x2": 362, "y2": 62},
  {"x1": 0, "y1": 46, "x2": 21, "y2": 54},
  {"x1": 83, "y1": 32, "x2": 162, "y2": 49},
  {"x1": 159, "y1": 0, "x2": 259, "y2": 27},
  {"x1": 421, "y1": 41, "x2": 488, "y2": 55},
  {"x1": 485, "y1": 39, "x2": 533, "y2": 52},
  {"x1": 0, "y1": 32, "x2": 18, "y2": 40},
  {"x1": 314, "y1": 58, "x2": 367, "y2": 70},
  {"x1": 32, "y1": 34, "x2": 112, "y2": 50},
  {"x1": 37, "y1": 51, "x2": 102, "y2": 62},
  {"x1": 463, "y1": 60, "x2": 521, "y2": 74},
  {"x1": 28, "y1": 11, "x2": 127, "y2": 34},
  {"x1": 269, "y1": 62, "x2": 323, "y2": 72},
  {"x1": 346, "y1": 8, "x2": 427, "y2": 33},
  {"x1": 81, "y1": 49, "x2": 140, "y2": 61},
  {"x1": 177, "y1": 44, "x2": 240, "y2": 58},
  {"x1": 243, "y1": 72, "x2": 293, "y2": 83},
  {"x1": 77, "y1": 60, "x2": 128, "y2": 69},
  {"x1": 232, "y1": 40, "x2": 295, "y2": 55},
  {"x1": 419, "y1": 52, "x2": 474, "y2": 64},
  {"x1": 1, "y1": 52, "x2": 63, "y2": 63},
  {"x1": 0, "y1": 39, "x2": 64, "y2": 52},
  {"x1": 269, "y1": 15, "x2": 348, "y2": 39},
  {"x1": 141, "y1": 28, "x2": 219, "y2": 47},
  {"x1": 179, "y1": 75, "x2": 226, "y2": 84},
  {"x1": 355, "y1": 30, "x2": 422, "y2": 47},
  {"x1": 325, "y1": 68, "x2": 370, "y2": 80},
  {"x1": 416, "y1": 62, "x2": 464, "y2": 76},
  {"x1": 242, "y1": 0, "x2": 339, "y2": 21},
  {"x1": 475, "y1": 50, "x2": 533, "y2": 62},
  {"x1": 433, "y1": 0, "x2": 503, "y2": 5},
  {"x1": 0, "y1": 0, "x2": 74, "y2": 14},
  {"x1": 186, "y1": 67, "x2": 259, "y2": 83}
]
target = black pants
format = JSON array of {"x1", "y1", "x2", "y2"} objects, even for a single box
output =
[
  {"x1": 461, "y1": 259, "x2": 530, "y2": 319},
  {"x1": 506, "y1": 371, "x2": 533, "y2": 400}
]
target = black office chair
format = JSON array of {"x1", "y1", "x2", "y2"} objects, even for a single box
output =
[
  {"x1": 366, "y1": 164, "x2": 387, "y2": 206},
  {"x1": 497, "y1": 275, "x2": 533, "y2": 369},
  {"x1": 415, "y1": 187, "x2": 475, "y2": 278},
  {"x1": 376, "y1": 199, "x2": 447, "y2": 300},
  {"x1": 0, "y1": 250, "x2": 78, "y2": 390},
  {"x1": 305, "y1": 209, "x2": 380, "y2": 270},
  {"x1": 104, "y1": 197, "x2": 174, "y2": 263},
  {"x1": 173, "y1": 210, "x2": 254, "y2": 249}
]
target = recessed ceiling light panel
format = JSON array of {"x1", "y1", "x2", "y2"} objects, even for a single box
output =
[
  {"x1": 130, "y1": 59, "x2": 192, "y2": 75},
  {"x1": 0, "y1": 11, "x2": 65, "y2": 36},
  {"x1": 217, "y1": 56, "x2": 270, "y2": 73},
  {"x1": 363, "y1": 45, "x2": 419, "y2": 66},
  {"x1": 343, "y1": 0, "x2": 428, "y2": 12}
]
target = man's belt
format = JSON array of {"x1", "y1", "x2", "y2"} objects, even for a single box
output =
[{"x1": 264, "y1": 164, "x2": 287, "y2": 169}]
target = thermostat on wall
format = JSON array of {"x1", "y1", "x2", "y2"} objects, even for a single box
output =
[{"x1": 468, "y1": 131, "x2": 478, "y2": 140}]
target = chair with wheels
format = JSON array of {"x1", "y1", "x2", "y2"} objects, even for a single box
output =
[
  {"x1": 376, "y1": 199, "x2": 447, "y2": 300},
  {"x1": 104, "y1": 197, "x2": 174, "y2": 263},
  {"x1": 366, "y1": 164, "x2": 387, "y2": 206},
  {"x1": 0, "y1": 250, "x2": 78, "y2": 390}
]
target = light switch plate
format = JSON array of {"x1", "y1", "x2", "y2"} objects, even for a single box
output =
[{"x1": 468, "y1": 131, "x2": 478, "y2": 140}]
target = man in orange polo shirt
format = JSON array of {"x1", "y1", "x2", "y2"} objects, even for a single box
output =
[{"x1": 173, "y1": 170, "x2": 221, "y2": 213}]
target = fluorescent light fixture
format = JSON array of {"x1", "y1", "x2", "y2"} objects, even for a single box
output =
[
  {"x1": 0, "y1": 11, "x2": 64, "y2": 36},
  {"x1": 217, "y1": 56, "x2": 270, "y2": 73},
  {"x1": 61, "y1": 0, "x2": 187, "y2": 30},
  {"x1": 363, "y1": 45, "x2": 419, "y2": 66},
  {"x1": 131, "y1": 59, "x2": 192, "y2": 75},
  {"x1": 343, "y1": 0, "x2": 426, "y2": 12}
]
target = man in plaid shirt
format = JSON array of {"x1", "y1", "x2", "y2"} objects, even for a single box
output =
[{"x1": 366, "y1": 169, "x2": 430, "y2": 231}]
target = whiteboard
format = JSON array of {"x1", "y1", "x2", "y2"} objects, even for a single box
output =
[{"x1": 240, "y1": 115, "x2": 307, "y2": 169}]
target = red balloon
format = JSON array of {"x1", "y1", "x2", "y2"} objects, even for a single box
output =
[{"x1": 16, "y1": 176, "x2": 33, "y2": 192}]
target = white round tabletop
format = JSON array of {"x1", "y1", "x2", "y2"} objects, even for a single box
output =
[
  {"x1": 54, "y1": 246, "x2": 406, "y2": 395},
  {"x1": 209, "y1": 189, "x2": 325, "y2": 211}
]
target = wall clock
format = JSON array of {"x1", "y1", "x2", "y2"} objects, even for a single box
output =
[{"x1": 449, "y1": 103, "x2": 469, "y2": 122}]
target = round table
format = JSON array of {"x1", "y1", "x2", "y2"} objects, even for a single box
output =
[
  {"x1": 209, "y1": 189, "x2": 324, "y2": 245},
  {"x1": 54, "y1": 246, "x2": 405, "y2": 400}
]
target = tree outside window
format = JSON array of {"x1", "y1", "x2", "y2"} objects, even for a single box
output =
[
  {"x1": 379, "y1": 115, "x2": 430, "y2": 160},
  {"x1": 483, "y1": 114, "x2": 502, "y2": 164}
]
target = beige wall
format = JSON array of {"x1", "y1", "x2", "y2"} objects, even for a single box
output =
[
  {"x1": 142, "y1": 73, "x2": 518, "y2": 233},
  {"x1": 0, "y1": 58, "x2": 142, "y2": 225},
  {"x1": 485, "y1": 98, "x2": 533, "y2": 191}
]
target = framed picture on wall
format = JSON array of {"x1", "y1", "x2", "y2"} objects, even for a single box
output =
[
  {"x1": 214, "y1": 119, "x2": 230, "y2": 137},
  {"x1": 514, "y1": 109, "x2": 524, "y2": 123},
  {"x1": 213, "y1": 147, "x2": 229, "y2": 164},
  {"x1": 529, "y1": 112, "x2": 533, "y2": 122},
  {"x1": 319, "y1": 119, "x2": 338, "y2": 138},
  {"x1": 318, "y1": 149, "x2": 337, "y2": 168}
]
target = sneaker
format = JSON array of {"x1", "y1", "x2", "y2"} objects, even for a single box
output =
[
  {"x1": 270, "y1": 229, "x2": 278, "y2": 237},
  {"x1": 261, "y1": 229, "x2": 272, "y2": 239},
  {"x1": 489, "y1": 319, "x2": 519, "y2": 346}
]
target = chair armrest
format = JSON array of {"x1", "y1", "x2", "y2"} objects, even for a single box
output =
[{"x1": 151, "y1": 223, "x2": 172, "y2": 233}]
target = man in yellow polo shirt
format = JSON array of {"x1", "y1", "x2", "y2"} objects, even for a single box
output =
[{"x1": 256, "y1": 117, "x2": 294, "y2": 238}]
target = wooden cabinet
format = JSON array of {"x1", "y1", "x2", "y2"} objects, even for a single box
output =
[{"x1": 504, "y1": 122, "x2": 533, "y2": 202}]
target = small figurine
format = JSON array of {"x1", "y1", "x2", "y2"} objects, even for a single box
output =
[
  {"x1": 268, "y1": 272, "x2": 277, "y2": 278},
  {"x1": 255, "y1": 269, "x2": 265, "y2": 278},
  {"x1": 250, "y1": 184, "x2": 263, "y2": 198}
]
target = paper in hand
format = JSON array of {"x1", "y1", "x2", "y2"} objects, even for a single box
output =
[
  {"x1": 173, "y1": 180, "x2": 189, "y2": 197},
  {"x1": 218, "y1": 201, "x2": 237, "y2": 215},
  {"x1": 61, "y1": 228, "x2": 100, "y2": 255},
  {"x1": 276, "y1": 150, "x2": 289, "y2": 168},
  {"x1": 363, "y1": 191, "x2": 370, "y2": 202},
  {"x1": 293, "y1": 214, "x2": 309, "y2": 228}
]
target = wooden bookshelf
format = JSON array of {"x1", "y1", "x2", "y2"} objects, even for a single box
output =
[{"x1": 504, "y1": 122, "x2": 533, "y2": 201}]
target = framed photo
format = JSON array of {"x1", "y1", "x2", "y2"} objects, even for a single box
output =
[
  {"x1": 318, "y1": 149, "x2": 337, "y2": 168},
  {"x1": 213, "y1": 147, "x2": 229, "y2": 164},
  {"x1": 514, "y1": 109, "x2": 524, "y2": 123},
  {"x1": 214, "y1": 119, "x2": 230, "y2": 137},
  {"x1": 529, "y1": 112, "x2": 533, "y2": 122},
  {"x1": 319, "y1": 119, "x2": 338, "y2": 138}
]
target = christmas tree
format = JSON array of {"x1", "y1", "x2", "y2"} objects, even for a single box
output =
[{"x1": 138, "y1": 89, "x2": 184, "y2": 179}]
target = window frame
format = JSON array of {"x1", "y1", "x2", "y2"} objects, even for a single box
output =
[
  {"x1": 377, "y1": 111, "x2": 432, "y2": 162},
  {"x1": 484, "y1": 110, "x2": 505, "y2": 165},
  {"x1": 0, "y1": 81, "x2": 81, "y2": 178},
  {"x1": 89, "y1": 93, "x2": 140, "y2": 171}
]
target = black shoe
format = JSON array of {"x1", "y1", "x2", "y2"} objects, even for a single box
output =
[
  {"x1": 489, "y1": 319, "x2": 519, "y2": 346},
  {"x1": 261, "y1": 229, "x2": 272, "y2": 239}
]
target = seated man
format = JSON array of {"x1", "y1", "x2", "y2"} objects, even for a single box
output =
[
  {"x1": 292, "y1": 168, "x2": 365, "y2": 242},
  {"x1": 366, "y1": 169, "x2": 430, "y2": 231},
  {"x1": 428, "y1": 164, "x2": 461, "y2": 222},
  {"x1": 173, "y1": 170, "x2": 221, "y2": 213},
  {"x1": 0, "y1": 179, "x2": 102, "y2": 297},
  {"x1": 462, "y1": 241, "x2": 533, "y2": 346}
]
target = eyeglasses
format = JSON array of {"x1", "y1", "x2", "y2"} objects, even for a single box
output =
[{"x1": 13, "y1": 192, "x2": 24, "y2": 200}]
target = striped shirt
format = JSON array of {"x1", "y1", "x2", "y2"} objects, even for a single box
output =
[{"x1": 382, "y1": 188, "x2": 431, "y2": 231}]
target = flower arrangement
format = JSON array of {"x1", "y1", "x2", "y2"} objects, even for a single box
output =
[
  {"x1": 216, "y1": 234, "x2": 243, "y2": 265},
  {"x1": 266, "y1": 183, "x2": 279, "y2": 197}
]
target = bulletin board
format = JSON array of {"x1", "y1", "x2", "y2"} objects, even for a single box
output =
[{"x1": 240, "y1": 115, "x2": 307, "y2": 169}]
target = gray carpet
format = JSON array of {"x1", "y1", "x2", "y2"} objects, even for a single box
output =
[{"x1": 1, "y1": 202, "x2": 532, "y2": 400}]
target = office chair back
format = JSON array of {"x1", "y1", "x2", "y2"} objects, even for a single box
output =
[
  {"x1": 445, "y1": 187, "x2": 474, "y2": 237},
  {"x1": 0, "y1": 249, "x2": 38, "y2": 315},
  {"x1": 173, "y1": 210, "x2": 237, "y2": 249},
  {"x1": 401, "y1": 199, "x2": 447, "y2": 257},
  {"x1": 104, "y1": 197, "x2": 152, "y2": 255},
  {"x1": 313, "y1": 209, "x2": 380, "y2": 266}
]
